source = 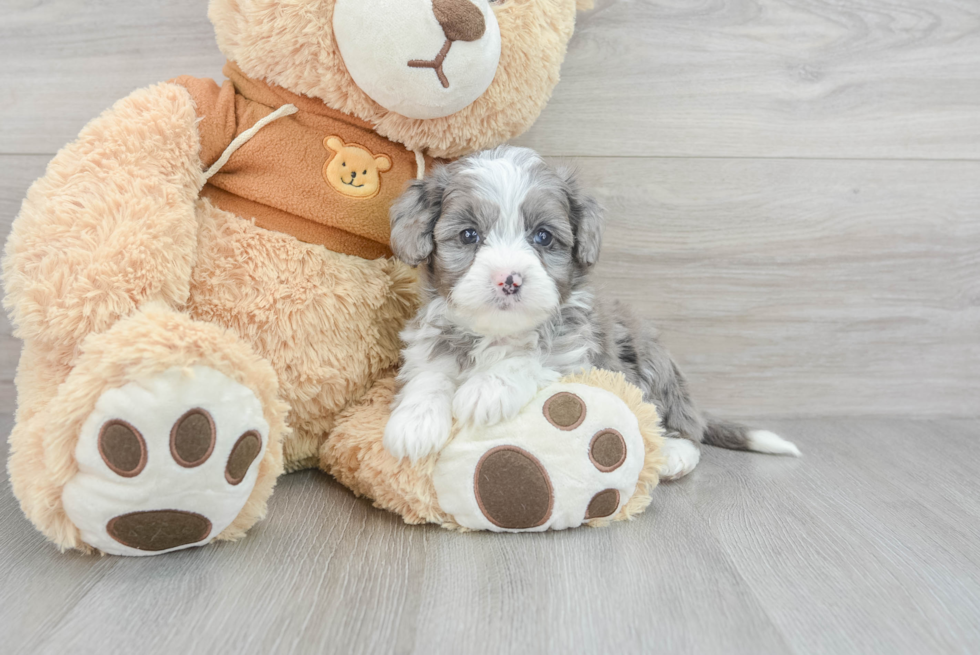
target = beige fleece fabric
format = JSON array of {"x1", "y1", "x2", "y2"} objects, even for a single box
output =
[
  {"x1": 2, "y1": 0, "x2": 661, "y2": 553},
  {"x1": 173, "y1": 63, "x2": 443, "y2": 259},
  {"x1": 322, "y1": 368, "x2": 664, "y2": 530},
  {"x1": 208, "y1": 0, "x2": 580, "y2": 159}
]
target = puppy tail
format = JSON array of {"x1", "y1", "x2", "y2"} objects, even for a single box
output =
[{"x1": 703, "y1": 420, "x2": 802, "y2": 457}]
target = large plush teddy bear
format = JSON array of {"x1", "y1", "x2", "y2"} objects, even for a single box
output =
[{"x1": 3, "y1": 0, "x2": 666, "y2": 556}]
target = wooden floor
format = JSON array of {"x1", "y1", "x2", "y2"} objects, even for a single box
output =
[
  {"x1": 3, "y1": 415, "x2": 980, "y2": 655},
  {"x1": 1, "y1": 0, "x2": 979, "y2": 653}
]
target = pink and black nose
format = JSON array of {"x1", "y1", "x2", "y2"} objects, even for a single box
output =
[{"x1": 493, "y1": 271, "x2": 523, "y2": 296}]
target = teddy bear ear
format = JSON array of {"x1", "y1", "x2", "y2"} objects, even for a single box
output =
[
  {"x1": 325, "y1": 136, "x2": 344, "y2": 153},
  {"x1": 375, "y1": 154, "x2": 392, "y2": 173}
]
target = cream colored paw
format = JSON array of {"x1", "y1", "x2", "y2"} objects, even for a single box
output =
[
  {"x1": 62, "y1": 366, "x2": 269, "y2": 556},
  {"x1": 434, "y1": 384, "x2": 645, "y2": 532}
]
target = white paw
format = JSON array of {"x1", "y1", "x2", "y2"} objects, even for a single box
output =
[
  {"x1": 61, "y1": 366, "x2": 269, "y2": 556},
  {"x1": 384, "y1": 394, "x2": 453, "y2": 463},
  {"x1": 747, "y1": 430, "x2": 802, "y2": 457},
  {"x1": 658, "y1": 437, "x2": 701, "y2": 481},
  {"x1": 452, "y1": 373, "x2": 536, "y2": 427},
  {"x1": 435, "y1": 385, "x2": 647, "y2": 532}
]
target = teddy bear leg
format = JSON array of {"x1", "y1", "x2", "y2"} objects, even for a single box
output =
[
  {"x1": 318, "y1": 371, "x2": 449, "y2": 526},
  {"x1": 10, "y1": 302, "x2": 288, "y2": 555},
  {"x1": 432, "y1": 372, "x2": 665, "y2": 532},
  {"x1": 320, "y1": 369, "x2": 663, "y2": 532}
]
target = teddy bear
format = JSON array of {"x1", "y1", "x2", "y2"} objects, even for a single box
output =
[{"x1": 2, "y1": 0, "x2": 666, "y2": 556}]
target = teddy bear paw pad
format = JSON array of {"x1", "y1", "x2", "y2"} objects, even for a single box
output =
[
  {"x1": 62, "y1": 366, "x2": 269, "y2": 556},
  {"x1": 434, "y1": 383, "x2": 645, "y2": 532}
]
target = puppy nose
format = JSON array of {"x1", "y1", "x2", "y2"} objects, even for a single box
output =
[
  {"x1": 432, "y1": 0, "x2": 486, "y2": 42},
  {"x1": 493, "y1": 271, "x2": 523, "y2": 296}
]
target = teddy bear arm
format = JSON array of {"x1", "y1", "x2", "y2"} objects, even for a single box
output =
[{"x1": 2, "y1": 82, "x2": 207, "y2": 352}]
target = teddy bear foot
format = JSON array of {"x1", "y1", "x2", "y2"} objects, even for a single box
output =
[
  {"x1": 61, "y1": 366, "x2": 270, "y2": 556},
  {"x1": 432, "y1": 382, "x2": 649, "y2": 532}
]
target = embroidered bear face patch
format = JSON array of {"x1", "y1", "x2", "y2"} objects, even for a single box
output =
[{"x1": 323, "y1": 136, "x2": 392, "y2": 199}]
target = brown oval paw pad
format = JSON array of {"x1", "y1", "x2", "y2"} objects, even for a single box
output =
[
  {"x1": 170, "y1": 409, "x2": 216, "y2": 468},
  {"x1": 226, "y1": 431, "x2": 262, "y2": 485},
  {"x1": 542, "y1": 392, "x2": 586, "y2": 431},
  {"x1": 585, "y1": 489, "x2": 620, "y2": 520},
  {"x1": 98, "y1": 420, "x2": 147, "y2": 478},
  {"x1": 106, "y1": 510, "x2": 212, "y2": 552},
  {"x1": 474, "y1": 446, "x2": 554, "y2": 529},
  {"x1": 590, "y1": 429, "x2": 627, "y2": 472}
]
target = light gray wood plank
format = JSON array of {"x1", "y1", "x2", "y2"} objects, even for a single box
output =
[
  {"x1": 0, "y1": 0, "x2": 225, "y2": 155},
  {"x1": 26, "y1": 472, "x2": 429, "y2": 655},
  {"x1": 681, "y1": 418, "x2": 980, "y2": 655},
  {"x1": 3, "y1": 0, "x2": 979, "y2": 160},
  {"x1": 5, "y1": 417, "x2": 980, "y2": 655},
  {"x1": 566, "y1": 156, "x2": 980, "y2": 418},
  {"x1": 0, "y1": 415, "x2": 123, "y2": 654},
  {"x1": 516, "y1": 0, "x2": 980, "y2": 159},
  {"x1": 411, "y1": 495, "x2": 790, "y2": 655},
  {"x1": 1, "y1": 154, "x2": 977, "y2": 418}
]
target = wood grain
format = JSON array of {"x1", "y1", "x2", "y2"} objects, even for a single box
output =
[
  {"x1": 683, "y1": 418, "x2": 980, "y2": 655},
  {"x1": 565, "y1": 156, "x2": 980, "y2": 418},
  {"x1": 3, "y1": 0, "x2": 980, "y2": 159},
  {"x1": 0, "y1": 0, "x2": 225, "y2": 155},
  {"x1": 515, "y1": 0, "x2": 980, "y2": 159},
  {"x1": 1, "y1": 151, "x2": 976, "y2": 418},
  {"x1": 4, "y1": 416, "x2": 980, "y2": 654}
]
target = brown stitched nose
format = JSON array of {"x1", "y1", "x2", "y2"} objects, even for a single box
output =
[{"x1": 432, "y1": 0, "x2": 486, "y2": 43}]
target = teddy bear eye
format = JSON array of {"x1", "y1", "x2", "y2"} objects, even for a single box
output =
[
  {"x1": 363, "y1": 170, "x2": 368, "y2": 175},
  {"x1": 533, "y1": 229, "x2": 553, "y2": 247},
  {"x1": 460, "y1": 228, "x2": 480, "y2": 245},
  {"x1": 342, "y1": 162, "x2": 346, "y2": 167}
]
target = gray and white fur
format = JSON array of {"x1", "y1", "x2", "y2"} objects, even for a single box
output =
[{"x1": 383, "y1": 146, "x2": 800, "y2": 477}]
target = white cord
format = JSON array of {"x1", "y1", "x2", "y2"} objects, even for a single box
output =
[
  {"x1": 413, "y1": 149, "x2": 426, "y2": 180},
  {"x1": 204, "y1": 104, "x2": 299, "y2": 180}
]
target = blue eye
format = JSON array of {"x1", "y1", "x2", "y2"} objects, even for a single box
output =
[
  {"x1": 534, "y1": 229, "x2": 553, "y2": 246},
  {"x1": 460, "y1": 228, "x2": 480, "y2": 245}
]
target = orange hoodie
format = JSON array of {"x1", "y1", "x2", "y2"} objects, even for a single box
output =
[{"x1": 173, "y1": 62, "x2": 440, "y2": 260}]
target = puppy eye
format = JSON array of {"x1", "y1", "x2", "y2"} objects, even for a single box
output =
[
  {"x1": 533, "y1": 229, "x2": 553, "y2": 247},
  {"x1": 460, "y1": 228, "x2": 480, "y2": 245}
]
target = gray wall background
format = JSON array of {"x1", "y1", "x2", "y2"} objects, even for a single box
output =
[{"x1": 1, "y1": 0, "x2": 977, "y2": 418}]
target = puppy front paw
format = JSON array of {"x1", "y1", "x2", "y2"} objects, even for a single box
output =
[
  {"x1": 384, "y1": 396, "x2": 453, "y2": 463},
  {"x1": 453, "y1": 374, "x2": 536, "y2": 427}
]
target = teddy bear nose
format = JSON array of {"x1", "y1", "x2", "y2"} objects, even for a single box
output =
[{"x1": 432, "y1": 0, "x2": 486, "y2": 43}]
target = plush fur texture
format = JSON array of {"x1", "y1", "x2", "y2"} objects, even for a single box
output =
[
  {"x1": 2, "y1": 0, "x2": 642, "y2": 552},
  {"x1": 386, "y1": 147, "x2": 800, "y2": 469},
  {"x1": 8, "y1": 303, "x2": 288, "y2": 552},
  {"x1": 326, "y1": 368, "x2": 664, "y2": 529},
  {"x1": 561, "y1": 369, "x2": 664, "y2": 526},
  {"x1": 208, "y1": 0, "x2": 578, "y2": 158}
]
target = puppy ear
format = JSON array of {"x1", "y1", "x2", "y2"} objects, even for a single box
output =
[
  {"x1": 390, "y1": 168, "x2": 447, "y2": 266},
  {"x1": 560, "y1": 167, "x2": 604, "y2": 267}
]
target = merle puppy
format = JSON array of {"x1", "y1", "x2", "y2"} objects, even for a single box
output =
[{"x1": 383, "y1": 146, "x2": 799, "y2": 478}]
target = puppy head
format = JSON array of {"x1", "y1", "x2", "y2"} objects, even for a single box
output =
[{"x1": 390, "y1": 146, "x2": 604, "y2": 337}]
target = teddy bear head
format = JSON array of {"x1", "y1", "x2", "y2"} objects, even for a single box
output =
[{"x1": 208, "y1": 0, "x2": 587, "y2": 159}]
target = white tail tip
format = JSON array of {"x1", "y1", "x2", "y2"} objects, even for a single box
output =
[{"x1": 746, "y1": 430, "x2": 802, "y2": 457}]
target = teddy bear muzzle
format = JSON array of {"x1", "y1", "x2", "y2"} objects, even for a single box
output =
[{"x1": 333, "y1": 0, "x2": 501, "y2": 119}]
